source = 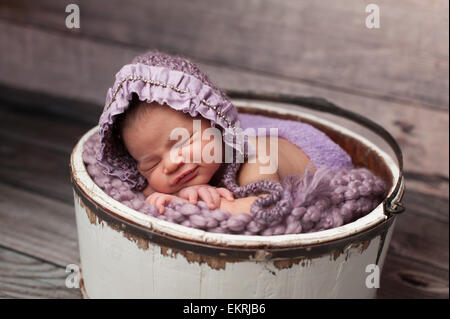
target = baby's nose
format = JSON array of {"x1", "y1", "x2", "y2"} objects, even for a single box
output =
[{"x1": 163, "y1": 155, "x2": 183, "y2": 175}]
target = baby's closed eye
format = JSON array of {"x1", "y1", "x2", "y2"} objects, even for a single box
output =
[{"x1": 139, "y1": 159, "x2": 160, "y2": 173}]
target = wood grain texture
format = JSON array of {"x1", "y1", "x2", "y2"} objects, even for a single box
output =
[
  {"x1": 0, "y1": 0, "x2": 448, "y2": 109},
  {"x1": 389, "y1": 204, "x2": 448, "y2": 272},
  {"x1": 0, "y1": 22, "x2": 447, "y2": 199},
  {"x1": 0, "y1": 131, "x2": 75, "y2": 203},
  {"x1": 378, "y1": 252, "x2": 449, "y2": 299},
  {"x1": 0, "y1": 247, "x2": 81, "y2": 299},
  {"x1": 0, "y1": 182, "x2": 80, "y2": 267}
]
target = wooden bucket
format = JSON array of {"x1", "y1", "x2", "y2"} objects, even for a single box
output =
[{"x1": 70, "y1": 92, "x2": 404, "y2": 298}]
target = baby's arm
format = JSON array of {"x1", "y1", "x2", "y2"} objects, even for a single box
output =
[
  {"x1": 218, "y1": 136, "x2": 281, "y2": 216},
  {"x1": 218, "y1": 196, "x2": 260, "y2": 216}
]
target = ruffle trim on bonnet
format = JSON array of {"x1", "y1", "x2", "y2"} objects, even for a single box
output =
[{"x1": 96, "y1": 62, "x2": 248, "y2": 191}]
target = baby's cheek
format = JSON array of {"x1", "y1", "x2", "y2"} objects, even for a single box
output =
[
  {"x1": 193, "y1": 173, "x2": 211, "y2": 185},
  {"x1": 189, "y1": 140, "x2": 204, "y2": 163},
  {"x1": 200, "y1": 138, "x2": 222, "y2": 163},
  {"x1": 200, "y1": 162, "x2": 222, "y2": 183},
  {"x1": 146, "y1": 172, "x2": 170, "y2": 193}
]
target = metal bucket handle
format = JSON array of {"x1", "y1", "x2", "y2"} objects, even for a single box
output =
[{"x1": 226, "y1": 90, "x2": 405, "y2": 216}]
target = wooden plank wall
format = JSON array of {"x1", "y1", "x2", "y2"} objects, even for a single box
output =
[{"x1": 0, "y1": 0, "x2": 448, "y2": 298}]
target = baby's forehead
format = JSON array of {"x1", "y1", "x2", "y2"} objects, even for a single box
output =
[
  {"x1": 136, "y1": 102, "x2": 190, "y2": 124},
  {"x1": 145, "y1": 103, "x2": 210, "y2": 126},
  {"x1": 127, "y1": 101, "x2": 214, "y2": 140}
]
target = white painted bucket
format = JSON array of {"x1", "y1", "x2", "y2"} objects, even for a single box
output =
[{"x1": 70, "y1": 95, "x2": 404, "y2": 299}]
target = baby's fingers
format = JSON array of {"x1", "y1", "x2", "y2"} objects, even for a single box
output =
[
  {"x1": 217, "y1": 188, "x2": 234, "y2": 201},
  {"x1": 198, "y1": 188, "x2": 215, "y2": 209},
  {"x1": 155, "y1": 196, "x2": 170, "y2": 214},
  {"x1": 207, "y1": 188, "x2": 221, "y2": 208},
  {"x1": 186, "y1": 189, "x2": 198, "y2": 204},
  {"x1": 145, "y1": 193, "x2": 170, "y2": 214},
  {"x1": 145, "y1": 193, "x2": 158, "y2": 207}
]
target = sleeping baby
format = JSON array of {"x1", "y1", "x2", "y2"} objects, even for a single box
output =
[{"x1": 97, "y1": 51, "x2": 354, "y2": 221}]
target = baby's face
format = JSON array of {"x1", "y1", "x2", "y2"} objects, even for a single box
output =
[{"x1": 122, "y1": 103, "x2": 223, "y2": 194}]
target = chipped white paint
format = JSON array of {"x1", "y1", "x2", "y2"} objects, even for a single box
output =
[
  {"x1": 74, "y1": 192, "x2": 396, "y2": 298},
  {"x1": 71, "y1": 101, "x2": 401, "y2": 298}
]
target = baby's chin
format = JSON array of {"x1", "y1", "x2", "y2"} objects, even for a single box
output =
[
  {"x1": 185, "y1": 173, "x2": 212, "y2": 187},
  {"x1": 174, "y1": 173, "x2": 212, "y2": 191}
]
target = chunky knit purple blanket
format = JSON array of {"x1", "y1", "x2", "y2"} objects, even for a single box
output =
[{"x1": 83, "y1": 132, "x2": 387, "y2": 235}]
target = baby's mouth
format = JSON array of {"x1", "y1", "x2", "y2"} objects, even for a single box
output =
[{"x1": 173, "y1": 166, "x2": 199, "y2": 186}]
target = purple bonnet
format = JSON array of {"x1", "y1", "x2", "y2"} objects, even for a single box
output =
[{"x1": 96, "y1": 50, "x2": 246, "y2": 191}]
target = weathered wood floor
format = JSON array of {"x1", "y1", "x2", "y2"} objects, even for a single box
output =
[{"x1": 0, "y1": 0, "x2": 448, "y2": 299}]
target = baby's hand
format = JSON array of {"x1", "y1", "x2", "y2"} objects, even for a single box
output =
[
  {"x1": 145, "y1": 192, "x2": 185, "y2": 214},
  {"x1": 177, "y1": 185, "x2": 234, "y2": 209}
]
